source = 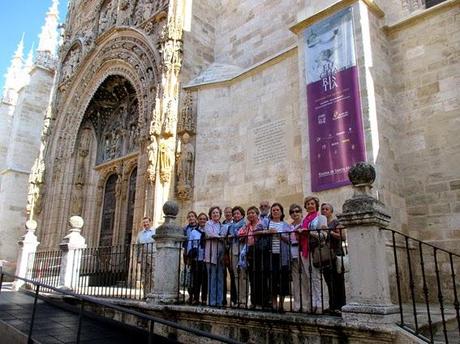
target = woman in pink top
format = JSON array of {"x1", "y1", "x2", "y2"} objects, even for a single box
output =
[
  {"x1": 298, "y1": 196, "x2": 328, "y2": 313},
  {"x1": 238, "y1": 206, "x2": 260, "y2": 308}
]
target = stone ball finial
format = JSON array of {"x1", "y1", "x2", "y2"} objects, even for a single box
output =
[
  {"x1": 348, "y1": 162, "x2": 376, "y2": 186},
  {"x1": 163, "y1": 200, "x2": 179, "y2": 217},
  {"x1": 26, "y1": 220, "x2": 38, "y2": 231},
  {"x1": 69, "y1": 216, "x2": 84, "y2": 229}
]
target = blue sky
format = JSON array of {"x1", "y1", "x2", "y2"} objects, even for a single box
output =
[{"x1": 0, "y1": 0, "x2": 68, "y2": 91}]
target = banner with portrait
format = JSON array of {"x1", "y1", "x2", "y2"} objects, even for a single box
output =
[{"x1": 304, "y1": 7, "x2": 366, "y2": 192}]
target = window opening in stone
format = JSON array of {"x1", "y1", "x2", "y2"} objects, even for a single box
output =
[{"x1": 99, "y1": 173, "x2": 117, "y2": 247}]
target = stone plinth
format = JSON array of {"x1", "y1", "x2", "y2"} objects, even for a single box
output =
[
  {"x1": 147, "y1": 201, "x2": 185, "y2": 304},
  {"x1": 58, "y1": 216, "x2": 87, "y2": 290},
  {"x1": 338, "y1": 162, "x2": 398, "y2": 323},
  {"x1": 13, "y1": 220, "x2": 40, "y2": 290}
]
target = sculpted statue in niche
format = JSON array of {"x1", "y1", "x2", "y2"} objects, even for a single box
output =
[
  {"x1": 178, "y1": 92, "x2": 196, "y2": 134},
  {"x1": 146, "y1": 133, "x2": 158, "y2": 183},
  {"x1": 71, "y1": 126, "x2": 92, "y2": 215},
  {"x1": 26, "y1": 158, "x2": 45, "y2": 218},
  {"x1": 132, "y1": 0, "x2": 154, "y2": 26},
  {"x1": 159, "y1": 141, "x2": 172, "y2": 184},
  {"x1": 98, "y1": 0, "x2": 115, "y2": 34},
  {"x1": 128, "y1": 123, "x2": 139, "y2": 152},
  {"x1": 176, "y1": 133, "x2": 195, "y2": 200},
  {"x1": 61, "y1": 46, "x2": 81, "y2": 82}
]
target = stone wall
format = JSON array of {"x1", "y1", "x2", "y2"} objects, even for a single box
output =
[
  {"x1": 388, "y1": 4, "x2": 460, "y2": 248},
  {"x1": 192, "y1": 51, "x2": 305, "y2": 214},
  {"x1": 0, "y1": 66, "x2": 54, "y2": 271}
]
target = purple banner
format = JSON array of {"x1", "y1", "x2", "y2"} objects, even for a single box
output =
[{"x1": 304, "y1": 7, "x2": 366, "y2": 192}]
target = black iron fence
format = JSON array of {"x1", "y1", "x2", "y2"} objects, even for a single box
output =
[
  {"x1": 27, "y1": 244, "x2": 156, "y2": 300},
  {"x1": 28, "y1": 250, "x2": 62, "y2": 292},
  {"x1": 178, "y1": 228, "x2": 348, "y2": 315},
  {"x1": 387, "y1": 228, "x2": 460, "y2": 343},
  {"x1": 0, "y1": 269, "x2": 242, "y2": 344}
]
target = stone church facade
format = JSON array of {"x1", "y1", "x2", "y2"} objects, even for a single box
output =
[{"x1": 1, "y1": 0, "x2": 458, "y2": 261}]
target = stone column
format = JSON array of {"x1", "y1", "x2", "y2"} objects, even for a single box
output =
[
  {"x1": 58, "y1": 216, "x2": 87, "y2": 290},
  {"x1": 13, "y1": 220, "x2": 40, "y2": 290},
  {"x1": 338, "y1": 162, "x2": 398, "y2": 323},
  {"x1": 147, "y1": 201, "x2": 185, "y2": 304}
]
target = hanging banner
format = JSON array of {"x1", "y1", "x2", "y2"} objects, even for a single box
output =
[{"x1": 304, "y1": 7, "x2": 366, "y2": 192}]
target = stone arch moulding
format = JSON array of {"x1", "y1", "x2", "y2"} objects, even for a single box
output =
[{"x1": 51, "y1": 28, "x2": 162, "y2": 162}]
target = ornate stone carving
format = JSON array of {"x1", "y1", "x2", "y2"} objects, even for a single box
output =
[
  {"x1": 71, "y1": 126, "x2": 93, "y2": 215},
  {"x1": 61, "y1": 45, "x2": 82, "y2": 82},
  {"x1": 401, "y1": 0, "x2": 425, "y2": 13},
  {"x1": 178, "y1": 91, "x2": 196, "y2": 135},
  {"x1": 348, "y1": 161, "x2": 376, "y2": 187},
  {"x1": 98, "y1": 0, "x2": 116, "y2": 35},
  {"x1": 146, "y1": 132, "x2": 158, "y2": 183},
  {"x1": 157, "y1": 15, "x2": 183, "y2": 138},
  {"x1": 159, "y1": 140, "x2": 172, "y2": 183},
  {"x1": 26, "y1": 156, "x2": 45, "y2": 219},
  {"x1": 176, "y1": 133, "x2": 195, "y2": 201}
]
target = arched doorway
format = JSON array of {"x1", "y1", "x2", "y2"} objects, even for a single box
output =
[{"x1": 73, "y1": 75, "x2": 140, "y2": 248}]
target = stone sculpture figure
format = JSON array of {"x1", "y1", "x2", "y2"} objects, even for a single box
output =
[
  {"x1": 146, "y1": 133, "x2": 158, "y2": 183},
  {"x1": 98, "y1": 0, "x2": 114, "y2": 34},
  {"x1": 159, "y1": 141, "x2": 171, "y2": 183},
  {"x1": 177, "y1": 133, "x2": 194, "y2": 188}
]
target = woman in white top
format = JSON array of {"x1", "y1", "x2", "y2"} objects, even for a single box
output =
[{"x1": 265, "y1": 202, "x2": 290, "y2": 312}]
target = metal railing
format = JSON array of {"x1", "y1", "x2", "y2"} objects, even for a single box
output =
[
  {"x1": 73, "y1": 243, "x2": 155, "y2": 300},
  {"x1": 178, "y1": 228, "x2": 348, "y2": 315},
  {"x1": 386, "y1": 228, "x2": 460, "y2": 343},
  {"x1": 0, "y1": 269, "x2": 242, "y2": 344},
  {"x1": 28, "y1": 250, "x2": 62, "y2": 292}
]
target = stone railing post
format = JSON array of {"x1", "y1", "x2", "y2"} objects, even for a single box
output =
[
  {"x1": 337, "y1": 162, "x2": 398, "y2": 323},
  {"x1": 13, "y1": 220, "x2": 40, "y2": 290},
  {"x1": 148, "y1": 201, "x2": 185, "y2": 304},
  {"x1": 58, "y1": 216, "x2": 87, "y2": 290}
]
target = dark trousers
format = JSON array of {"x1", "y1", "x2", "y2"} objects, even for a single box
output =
[
  {"x1": 322, "y1": 264, "x2": 346, "y2": 311},
  {"x1": 250, "y1": 247, "x2": 271, "y2": 307},
  {"x1": 191, "y1": 260, "x2": 208, "y2": 303},
  {"x1": 223, "y1": 265, "x2": 237, "y2": 304}
]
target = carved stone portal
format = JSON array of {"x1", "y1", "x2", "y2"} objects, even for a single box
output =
[{"x1": 82, "y1": 75, "x2": 140, "y2": 165}]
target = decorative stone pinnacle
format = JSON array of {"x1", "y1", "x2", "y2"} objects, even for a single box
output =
[
  {"x1": 69, "y1": 215, "x2": 84, "y2": 229},
  {"x1": 163, "y1": 200, "x2": 179, "y2": 217},
  {"x1": 25, "y1": 219, "x2": 38, "y2": 231},
  {"x1": 348, "y1": 162, "x2": 376, "y2": 187}
]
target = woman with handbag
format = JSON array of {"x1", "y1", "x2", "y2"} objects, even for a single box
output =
[
  {"x1": 299, "y1": 196, "x2": 328, "y2": 314},
  {"x1": 183, "y1": 211, "x2": 198, "y2": 303},
  {"x1": 204, "y1": 206, "x2": 227, "y2": 306},
  {"x1": 321, "y1": 203, "x2": 346, "y2": 314}
]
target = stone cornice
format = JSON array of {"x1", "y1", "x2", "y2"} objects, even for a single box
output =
[
  {"x1": 0, "y1": 167, "x2": 31, "y2": 175},
  {"x1": 383, "y1": 0, "x2": 459, "y2": 35},
  {"x1": 183, "y1": 44, "x2": 297, "y2": 90},
  {"x1": 289, "y1": 0, "x2": 384, "y2": 35}
]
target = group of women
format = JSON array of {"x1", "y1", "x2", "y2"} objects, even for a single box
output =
[{"x1": 182, "y1": 196, "x2": 347, "y2": 314}]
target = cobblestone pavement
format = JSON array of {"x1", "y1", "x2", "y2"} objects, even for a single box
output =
[{"x1": 0, "y1": 283, "x2": 171, "y2": 344}]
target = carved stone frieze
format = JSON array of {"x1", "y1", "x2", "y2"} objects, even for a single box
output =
[
  {"x1": 177, "y1": 91, "x2": 196, "y2": 135},
  {"x1": 61, "y1": 44, "x2": 82, "y2": 83},
  {"x1": 98, "y1": 0, "x2": 116, "y2": 35},
  {"x1": 55, "y1": 32, "x2": 162, "y2": 161}
]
